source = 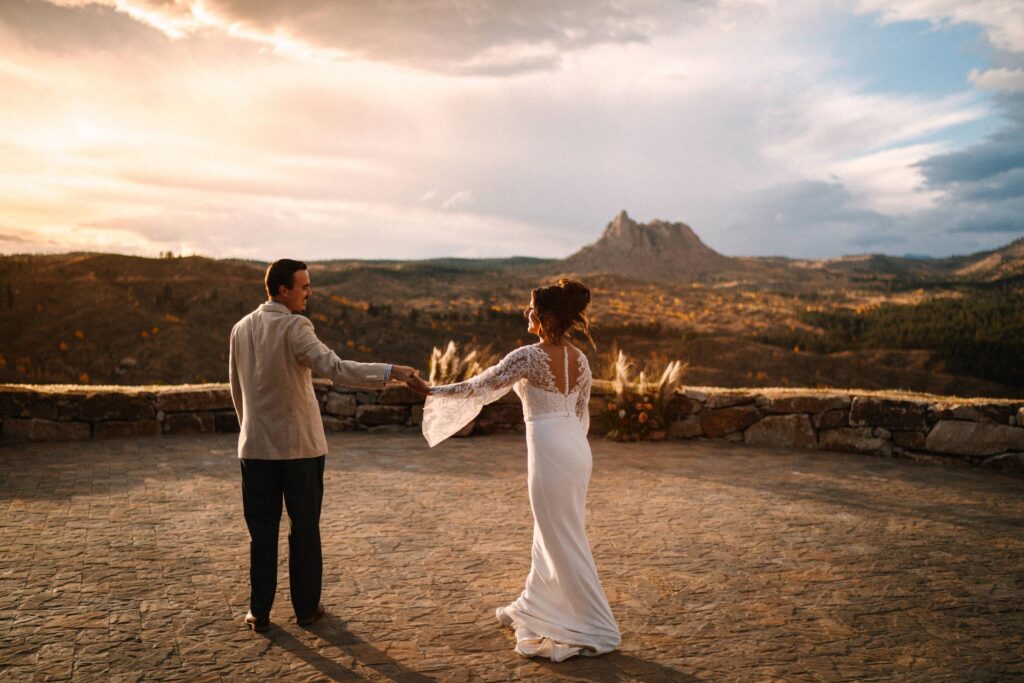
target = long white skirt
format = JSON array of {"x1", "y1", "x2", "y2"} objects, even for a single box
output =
[{"x1": 496, "y1": 412, "x2": 621, "y2": 662}]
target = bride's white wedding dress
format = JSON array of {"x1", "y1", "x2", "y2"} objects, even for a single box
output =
[{"x1": 422, "y1": 343, "x2": 621, "y2": 662}]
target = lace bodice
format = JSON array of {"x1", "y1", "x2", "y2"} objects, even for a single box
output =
[{"x1": 422, "y1": 344, "x2": 592, "y2": 447}]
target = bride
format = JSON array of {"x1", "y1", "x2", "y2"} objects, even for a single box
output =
[{"x1": 421, "y1": 279, "x2": 621, "y2": 662}]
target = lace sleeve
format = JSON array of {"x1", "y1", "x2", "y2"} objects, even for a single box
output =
[
  {"x1": 575, "y1": 356, "x2": 592, "y2": 436},
  {"x1": 421, "y1": 346, "x2": 532, "y2": 447}
]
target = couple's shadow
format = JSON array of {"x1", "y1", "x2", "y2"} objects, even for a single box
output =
[
  {"x1": 262, "y1": 613, "x2": 700, "y2": 682},
  {"x1": 260, "y1": 613, "x2": 429, "y2": 681}
]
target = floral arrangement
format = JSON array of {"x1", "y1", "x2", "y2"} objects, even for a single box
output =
[{"x1": 602, "y1": 351, "x2": 686, "y2": 441}]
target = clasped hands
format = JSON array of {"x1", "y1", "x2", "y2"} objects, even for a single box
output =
[{"x1": 390, "y1": 365, "x2": 431, "y2": 396}]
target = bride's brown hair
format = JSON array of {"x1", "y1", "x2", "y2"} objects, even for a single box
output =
[{"x1": 531, "y1": 278, "x2": 594, "y2": 348}]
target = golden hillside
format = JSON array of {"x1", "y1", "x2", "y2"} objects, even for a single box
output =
[{"x1": 1, "y1": 246, "x2": 1021, "y2": 398}]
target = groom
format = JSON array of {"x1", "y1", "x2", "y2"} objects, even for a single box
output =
[{"x1": 229, "y1": 258, "x2": 428, "y2": 632}]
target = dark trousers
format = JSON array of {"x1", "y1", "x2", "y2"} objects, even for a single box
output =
[{"x1": 240, "y1": 455, "x2": 325, "y2": 618}]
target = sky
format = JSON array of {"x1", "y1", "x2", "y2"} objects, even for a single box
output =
[{"x1": 0, "y1": 0, "x2": 1022, "y2": 261}]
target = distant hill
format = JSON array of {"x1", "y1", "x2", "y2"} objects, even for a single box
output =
[
  {"x1": 0, "y1": 252, "x2": 549, "y2": 385},
  {"x1": 951, "y1": 237, "x2": 1024, "y2": 281},
  {"x1": 796, "y1": 239, "x2": 1024, "y2": 283},
  {"x1": 0, "y1": 253, "x2": 266, "y2": 385},
  {"x1": 561, "y1": 211, "x2": 737, "y2": 281},
  {"x1": 796, "y1": 253, "x2": 947, "y2": 279}
]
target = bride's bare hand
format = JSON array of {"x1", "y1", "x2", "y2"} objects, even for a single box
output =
[{"x1": 405, "y1": 374, "x2": 431, "y2": 396}]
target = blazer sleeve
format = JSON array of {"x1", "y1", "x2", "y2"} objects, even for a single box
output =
[
  {"x1": 288, "y1": 316, "x2": 390, "y2": 389},
  {"x1": 228, "y1": 324, "x2": 243, "y2": 424}
]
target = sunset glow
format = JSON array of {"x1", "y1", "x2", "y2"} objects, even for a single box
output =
[{"x1": 0, "y1": 0, "x2": 1021, "y2": 260}]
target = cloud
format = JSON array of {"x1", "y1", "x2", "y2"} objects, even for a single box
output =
[
  {"x1": 716, "y1": 179, "x2": 900, "y2": 258},
  {"x1": 720, "y1": 175, "x2": 1022, "y2": 259},
  {"x1": 955, "y1": 168, "x2": 1024, "y2": 202},
  {"x1": 915, "y1": 90, "x2": 1024, "y2": 218},
  {"x1": 66, "y1": 194, "x2": 573, "y2": 260},
  {"x1": 855, "y1": 0, "x2": 1024, "y2": 53},
  {"x1": 0, "y1": 229, "x2": 31, "y2": 244},
  {"x1": 970, "y1": 67, "x2": 1024, "y2": 91},
  {"x1": 846, "y1": 0, "x2": 1024, "y2": 242},
  {"x1": 37, "y1": 0, "x2": 697, "y2": 75},
  {"x1": 440, "y1": 190, "x2": 473, "y2": 210},
  {"x1": 754, "y1": 84, "x2": 985, "y2": 219},
  {"x1": 918, "y1": 129, "x2": 1024, "y2": 185},
  {"x1": 2, "y1": 0, "x2": 1018, "y2": 262},
  {"x1": 1, "y1": 223, "x2": 177, "y2": 255},
  {"x1": 937, "y1": 199, "x2": 1024, "y2": 233},
  {"x1": 908, "y1": 94, "x2": 1024, "y2": 235}
]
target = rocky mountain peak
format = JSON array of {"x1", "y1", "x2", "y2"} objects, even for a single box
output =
[
  {"x1": 605, "y1": 209, "x2": 634, "y2": 236},
  {"x1": 561, "y1": 211, "x2": 736, "y2": 281}
]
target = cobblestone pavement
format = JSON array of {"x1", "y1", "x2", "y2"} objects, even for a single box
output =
[{"x1": 1, "y1": 433, "x2": 1022, "y2": 682}]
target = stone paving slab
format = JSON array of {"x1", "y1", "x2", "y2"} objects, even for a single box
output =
[{"x1": 1, "y1": 433, "x2": 1022, "y2": 682}]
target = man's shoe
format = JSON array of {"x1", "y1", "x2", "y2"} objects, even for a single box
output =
[
  {"x1": 296, "y1": 603, "x2": 325, "y2": 626},
  {"x1": 244, "y1": 611, "x2": 270, "y2": 632}
]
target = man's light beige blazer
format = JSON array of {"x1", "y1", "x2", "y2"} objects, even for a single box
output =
[{"x1": 229, "y1": 301, "x2": 389, "y2": 459}]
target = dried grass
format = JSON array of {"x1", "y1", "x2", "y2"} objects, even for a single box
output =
[
  {"x1": 428, "y1": 341, "x2": 500, "y2": 385},
  {"x1": 610, "y1": 350, "x2": 687, "y2": 401}
]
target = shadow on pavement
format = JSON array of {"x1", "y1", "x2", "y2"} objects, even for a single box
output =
[
  {"x1": 263, "y1": 614, "x2": 435, "y2": 682},
  {"x1": 529, "y1": 651, "x2": 704, "y2": 682}
]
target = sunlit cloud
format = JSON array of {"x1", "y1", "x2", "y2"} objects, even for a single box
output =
[
  {"x1": 0, "y1": 0, "x2": 1020, "y2": 261},
  {"x1": 39, "y1": 0, "x2": 696, "y2": 74}
]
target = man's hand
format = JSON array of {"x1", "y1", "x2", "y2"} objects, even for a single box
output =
[
  {"x1": 391, "y1": 365, "x2": 431, "y2": 396},
  {"x1": 390, "y1": 365, "x2": 419, "y2": 383}
]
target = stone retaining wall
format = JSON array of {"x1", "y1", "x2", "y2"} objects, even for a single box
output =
[
  {"x1": 1, "y1": 381, "x2": 1022, "y2": 471},
  {"x1": 651, "y1": 387, "x2": 1024, "y2": 471}
]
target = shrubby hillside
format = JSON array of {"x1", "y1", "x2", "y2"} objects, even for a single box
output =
[{"x1": 1, "y1": 218, "x2": 1021, "y2": 397}]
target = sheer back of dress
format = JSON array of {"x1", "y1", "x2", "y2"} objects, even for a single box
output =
[
  {"x1": 536, "y1": 344, "x2": 583, "y2": 395},
  {"x1": 514, "y1": 345, "x2": 590, "y2": 421}
]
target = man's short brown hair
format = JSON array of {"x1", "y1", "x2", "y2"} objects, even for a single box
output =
[{"x1": 265, "y1": 259, "x2": 308, "y2": 299}]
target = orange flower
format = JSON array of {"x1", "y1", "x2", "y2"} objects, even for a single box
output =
[
  {"x1": 638, "y1": 412, "x2": 649, "y2": 423},
  {"x1": 607, "y1": 402, "x2": 617, "y2": 410},
  {"x1": 644, "y1": 403, "x2": 654, "y2": 410},
  {"x1": 635, "y1": 402, "x2": 645, "y2": 410}
]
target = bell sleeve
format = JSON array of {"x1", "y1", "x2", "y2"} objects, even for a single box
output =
[{"x1": 422, "y1": 347, "x2": 531, "y2": 447}]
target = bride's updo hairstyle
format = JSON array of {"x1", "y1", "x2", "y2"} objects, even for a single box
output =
[{"x1": 531, "y1": 278, "x2": 594, "y2": 347}]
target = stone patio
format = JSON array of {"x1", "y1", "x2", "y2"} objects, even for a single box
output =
[{"x1": 1, "y1": 433, "x2": 1022, "y2": 681}]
